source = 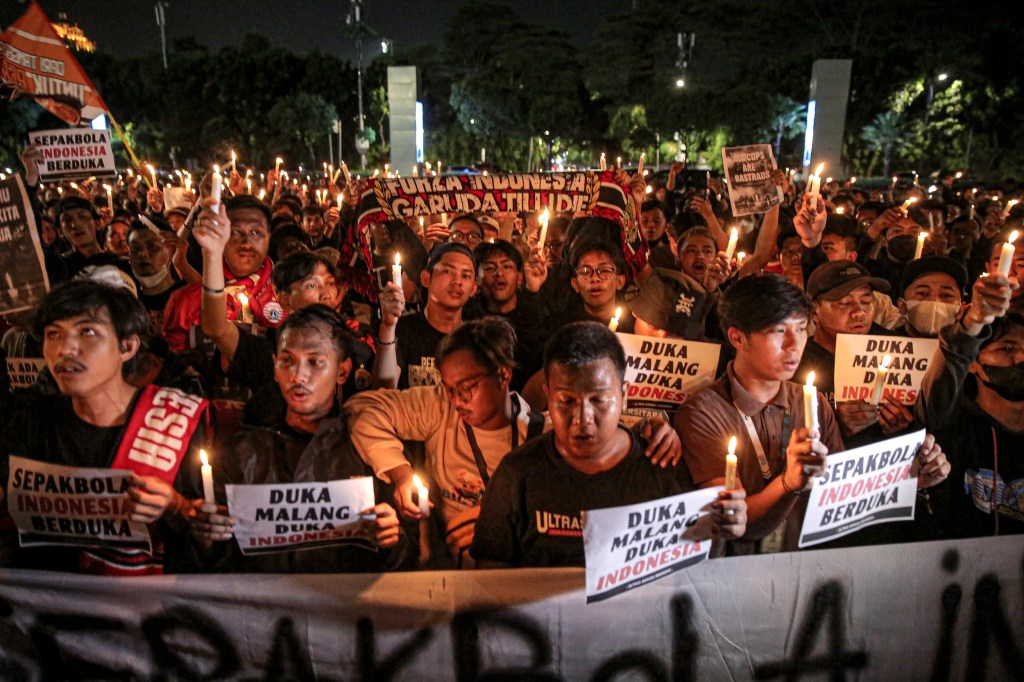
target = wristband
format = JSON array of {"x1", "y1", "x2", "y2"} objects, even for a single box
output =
[
  {"x1": 779, "y1": 473, "x2": 802, "y2": 496},
  {"x1": 378, "y1": 339, "x2": 397, "y2": 346},
  {"x1": 202, "y1": 284, "x2": 225, "y2": 295}
]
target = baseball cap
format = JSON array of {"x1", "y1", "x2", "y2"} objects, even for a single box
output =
[
  {"x1": 426, "y1": 241, "x2": 475, "y2": 271},
  {"x1": 57, "y1": 196, "x2": 100, "y2": 220},
  {"x1": 629, "y1": 267, "x2": 709, "y2": 339},
  {"x1": 806, "y1": 260, "x2": 890, "y2": 301},
  {"x1": 899, "y1": 256, "x2": 968, "y2": 297}
]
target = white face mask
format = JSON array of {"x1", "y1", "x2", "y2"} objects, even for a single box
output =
[
  {"x1": 903, "y1": 299, "x2": 959, "y2": 336},
  {"x1": 136, "y1": 264, "x2": 171, "y2": 290}
]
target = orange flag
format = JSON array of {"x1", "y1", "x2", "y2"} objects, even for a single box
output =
[{"x1": 0, "y1": 1, "x2": 108, "y2": 125}]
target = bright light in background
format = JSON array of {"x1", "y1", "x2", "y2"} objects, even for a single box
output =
[
  {"x1": 675, "y1": 78, "x2": 685, "y2": 88},
  {"x1": 937, "y1": 73, "x2": 948, "y2": 81},
  {"x1": 802, "y1": 100, "x2": 816, "y2": 167},
  {"x1": 415, "y1": 101, "x2": 424, "y2": 163},
  {"x1": 91, "y1": 113, "x2": 108, "y2": 130}
]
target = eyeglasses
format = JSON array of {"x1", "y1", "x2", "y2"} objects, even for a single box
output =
[
  {"x1": 450, "y1": 231, "x2": 483, "y2": 245},
  {"x1": 446, "y1": 371, "x2": 496, "y2": 401},
  {"x1": 574, "y1": 265, "x2": 617, "y2": 282}
]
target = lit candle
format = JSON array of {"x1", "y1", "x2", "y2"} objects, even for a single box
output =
[
  {"x1": 210, "y1": 166, "x2": 222, "y2": 214},
  {"x1": 259, "y1": 189, "x2": 266, "y2": 200},
  {"x1": 807, "y1": 162, "x2": 824, "y2": 202},
  {"x1": 600, "y1": 153, "x2": 606, "y2": 171},
  {"x1": 323, "y1": 162, "x2": 328, "y2": 176},
  {"x1": 384, "y1": 163, "x2": 390, "y2": 176},
  {"x1": 103, "y1": 183, "x2": 113, "y2": 211},
  {"x1": 609, "y1": 307, "x2": 622, "y2": 332},
  {"x1": 736, "y1": 251, "x2": 746, "y2": 267},
  {"x1": 418, "y1": 215, "x2": 424, "y2": 235},
  {"x1": 147, "y1": 163, "x2": 157, "y2": 188},
  {"x1": 725, "y1": 436, "x2": 738, "y2": 491},
  {"x1": 724, "y1": 227, "x2": 739, "y2": 261},
  {"x1": 246, "y1": 178, "x2": 252, "y2": 194},
  {"x1": 237, "y1": 292, "x2": 251, "y2": 323},
  {"x1": 870, "y1": 354, "x2": 892, "y2": 406},
  {"x1": 902, "y1": 196, "x2": 918, "y2": 212},
  {"x1": 184, "y1": 176, "x2": 192, "y2": 192},
  {"x1": 836, "y1": 206, "x2": 845, "y2": 214},
  {"x1": 537, "y1": 208, "x2": 549, "y2": 250},
  {"x1": 927, "y1": 212, "x2": 934, "y2": 230},
  {"x1": 412, "y1": 164, "x2": 418, "y2": 177},
  {"x1": 914, "y1": 232, "x2": 928, "y2": 260},
  {"x1": 275, "y1": 157, "x2": 283, "y2": 174},
  {"x1": 803, "y1": 372, "x2": 819, "y2": 434},
  {"x1": 413, "y1": 474, "x2": 429, "y2": 516},
  {"x1": 230, "y1": 149, "x2": 236, "y2": 173},
  {"x1": 392, "y1": 253, "x2": 402, "y2": 287},
  {"x1": 338, "y1": 192, "x2": 345, "y2": 210},
  {"x1": 646, "y1": 185, "x2": 653, "y2": 194},
  {"x1": 199, "y1": 449, "x2": 215, "y2": 505},
  {"x1": 637, "y1": 152, "x2": 645, "y2": 175},
  {"x1": 997, "y1": 230, "x2": 1019, "y2": 277},
  {"x1": 968, "y1": 203, "x2": 975, "y2": 222},
  {"x1": 1003, "y1": 199, "x2": 1019, "y2": 220},
  {"x1": 616, "y1": 156, "x2": 622, "y2": 168}
]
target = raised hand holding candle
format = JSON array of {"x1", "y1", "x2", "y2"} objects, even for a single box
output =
[
  {"x1": 997, "y1": 230, "x2": 1018, "y2": 276},
  {"x1": 803, "y1": 372, "x2": 819, "y2": 435},
  {"x1": 914, "y1": 232, "x2": 928, "y2": 260},
  {"x1": 413, "y1": 474, "x2": 430, "y2": 516},
  {"x1": 199, "y1": 449, "x2": 215, "y2": 505},
  {"x1": 870, "y1": 354, "x2": 892, "y2": 406},
  {"x1": 902, "y1": 196, "x2": 918, "y2": 212},
  {"x1": 807, "y1": 163, "x2": 824, "y2": 202},
  {"x1": 725, "y1": 437, "x2": 738, "y2": 491},
  {"x1": 538, "y1": 208, "x2": 550, "y2": 250},
  {"x1": 392, "y1": 253, "x2": 402, "y2": 287},
  {"x1": 724, "y1": 227, "x2": 739, "y2": 261},
  {"x1": 609, "y1": 307, "x2": 622, "y2": 332}
]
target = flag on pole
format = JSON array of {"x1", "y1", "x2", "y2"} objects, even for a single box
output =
[{"x1": 0, "y1": 1, "x2": 108, "y2": 125}]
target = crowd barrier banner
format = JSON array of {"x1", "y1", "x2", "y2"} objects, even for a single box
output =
[{"x1": 0, "y1": 536, "x2": 1020, "y2": 680}]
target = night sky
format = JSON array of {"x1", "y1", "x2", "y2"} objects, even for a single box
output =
[{"x1": 3, "y1": 0, "x2": 627, "y2": 61}]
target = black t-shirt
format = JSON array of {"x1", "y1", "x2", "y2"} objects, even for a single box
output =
[
  {"x1": 60, "y1": 251, "x2": 134, "y2": 281},
  {"x1": 471, "y1": 429, "x2": 692, "y2": 567},
  {"x1": 395, "y1": 311, "x2": 447, "y2": 388},
  {"x1": 140, "y1": 280, "x2": 185, "y2": 335},
  {"x1": 554, "y1": 298, "x2": 636, "y2": 335}
]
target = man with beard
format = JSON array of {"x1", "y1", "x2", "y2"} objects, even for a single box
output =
[
  {"x1": 188, "y1": 305, "x2": 413, "y2": 572},
  {"x1": 163, "y1": 193, "x2": 283, "y2": 351}
]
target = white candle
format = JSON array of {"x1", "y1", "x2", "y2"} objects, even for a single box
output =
[
  {"x1": 902, "y1": 196, "x2": 918, "y2": 212},
  {"x1": 637, "y1": 152, "x2": 645, "y2": 175},
  {"x1": 803, "y1": 371, "x2": 819, "y2": 435},
  {"x1": 338, "y1": 192, "x2": 345, "y2": 210},
  {"x1": 807, "y1": 162, "x2": 824, "y2": 202},
  {"x1": 275, "y1": 157, "x2": 283, "y2": 173},
  {"x1": 997, "y1": 230, "x2": 1019, "y2": 276},
  {"x1": 724, "y1": 227, "x2": 739, "y2": 261},
  {"x1": 147, "y1": 163, "x2": 157, "y2": 188},
  {"x1": 968, "y1": 203, "x2": 975, "y2": 221},
  {"x1": 237, "y1": 292, "x2": 251, "y2": 323},
  {"x1": 210, "y1": 166, "x2": 222, "y2": 214},
  {"x1": 1003, "y1": 199, "x2": 1019, "y2": 219},
  {"x1": 538, "y1": 208, "x2": 550, "y2": 250},
  {"x1": 927, "y1": 212, "x2": 934, "y2": 230},
  {"x1": 413, "y1": 474, "x2": 429, "y2": 516},
  {"x1": 600, "y1": 153, "x2": 606, "y2": 171},
  {"x1": 725, "y1": 436, "x2": 738, "y2": 491},
  {"x1": 914, "y1": 232, "x2": 928, "y2": 260},
  {"x1": 616, "y1": 156, "x2": 622, "y2": 168},
  {"x1": 199, "y1": 449, "x2": 215, "y2": 505},
  {"x1": 392, "y1": 253, "x2": 402, "y2": 287},
  {"x1": 103, "y1": 184, "x2": 113, "y2": 211},
  {"x1": 609, "y1": 307, "x2": 621, "y2": 332},
  {"x1": 870, "y1": 354, "x2": 892, "y2": 406},
  {"x1": 246, "y1": 178, "x2": 252, "y2": 194},
  {"x1": 418, "y1": 215, "x2": 425, "y2": 235},
  {"x1": 736, "y1": 251, "x2": 746, "y2": 267}
]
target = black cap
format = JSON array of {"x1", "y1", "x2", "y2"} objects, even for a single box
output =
[
  {"x1": 57, "y1": 196, "x2": 100, "y2": 220},
  {"x1": 629, "y1": 268, "x2": 709, "y2": 339},
  {"x1": 426, "y1": 241, "x2": 475, "y2": 271},
  {"x1": 806, "y1": 260, "x2": 890, "y2": 301},
  {"x1": 899, "y1": 256, "x2": 968, "y2": 297}
]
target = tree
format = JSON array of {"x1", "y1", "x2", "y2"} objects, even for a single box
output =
[
  {"x1": 765, "y1": 96, "x2": 807, "y2": 161},
  {"x1": 268, "y1": 93, "x2": 338, "y2": 167},
  {"x1": 860, "y1": 112, "x2": 905, "y2": 177}
]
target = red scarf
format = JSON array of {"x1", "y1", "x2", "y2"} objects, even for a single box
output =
[
  {"x1": 223, "y1": 256, "x2": 285, "y2": 328},
  {"x1": 78, "y1": 385, "x2": 208, "y2": 576}
]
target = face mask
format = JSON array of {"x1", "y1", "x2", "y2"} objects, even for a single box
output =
[
  {"x1": 903, "y1": 300, "x2": 959, "y2": 336},
  {"x1": 886, "y1": 234, "x2": 918, "y2": 261},
  {"x1": 980, "y1": 362, "x2": 1024, "y2": 401},
  {"x1": 136, "y1": 264, "x2": 170, "y2": 290}
]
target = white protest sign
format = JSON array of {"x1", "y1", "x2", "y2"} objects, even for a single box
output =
[
  {"x1": 28, "y1": 127, "x2": 116, "y2": 182},
  {"x1": 0, "y1": 174, "x2": 50, "y2": 316},
  {"x1": 721, "y1": 144, "x2": 782, "y2": 216},
  {"x1": 618, "y1": 333, "x2": 720, "y2": 425},
  {"x1": 834, "y1": 334, "x2": 940, "y2": 405},
  {"x1": 799, "y1": 429, "x2": 924, "y2": 548},
  {"x1": 226, "y1": 477, "x2": 376, "y2": 555},
  {"x1": 6, "y1": 456, "x2": 151, "y2": 551},
  {"x1": 5, "y1": 357, "x2": 45, "y2": 388},
  {"x1": 582, "y1": 486, "x2": 721, "y2": 603}
]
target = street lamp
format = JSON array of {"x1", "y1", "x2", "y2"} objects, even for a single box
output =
[
  {"x1": 937, "y1": 73, "x2": 948, "y2": 82},
  {"x1": 675, "y1": 78, "x2": 685, "y2": 88},
  {"x1": 925, "y1": 71, "x2": 950, "y2": 125}
]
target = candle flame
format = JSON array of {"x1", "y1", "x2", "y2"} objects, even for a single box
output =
[
  {"x1": 728, "y1": 436, "x2": 737, "y2": 455},
  {"x1": 237, "y1": 292, "x2": 248, "y2": 306},
  {"x1": 814, "y1": 162, "x2": 825, "y2": 177},
  {"x1": 146, "y1": 163, "x2": 155, "y2": 174},
  {"x1": 881, "y1": 354, "x2": 892, "y2": 370},
  {"x1": 806, "y1": 371, "x2": 815, "y2": 387},
  {"x1": 836, "y1": 206, "x2": 845, "y2": 214},
  {"x1": 231, "y1": 149, "x2": 236, "y2": 161},
  {"x1": 213, "y1": 164, "x2": 220, "y2": 173},
  {"x1": 646, "y1": 185, "x2": 653, "y2": 193},
  {"x1": 613, "y1": 306, "x2": 622, "y2": 320},
  {"x1": 276, "y1": 157, "x2": 283, "y2": 165},
  {"x1": 394, "y1": 253, "x2": 401, "y2": 266},
  {"x1": 920, "y1": 231, "x2": 929, "y2": 240},
  {"x1": 730, "y1": 227, "x2": 739, "y2": 239},
  {"x1": 1009, "y1": 230, "x2": 1020, "y2": 243},
  {"x1": 412, "y1": 474, "x2": 426, "y2": 489},
  {"x1": 200, "y1": 449, "x2": 209, "y2": 467},
  {"x1": 540, "y1": 208, "x2": 549, "y2": 223}
]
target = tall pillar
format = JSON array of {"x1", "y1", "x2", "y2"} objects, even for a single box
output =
[{"x1": 802, "y1": 59, "x2": 852, "y2": 177}]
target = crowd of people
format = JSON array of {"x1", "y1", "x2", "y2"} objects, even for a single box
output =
[{"x1": 0, "y1": 153, "x2": 1020, "y2": 577}]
